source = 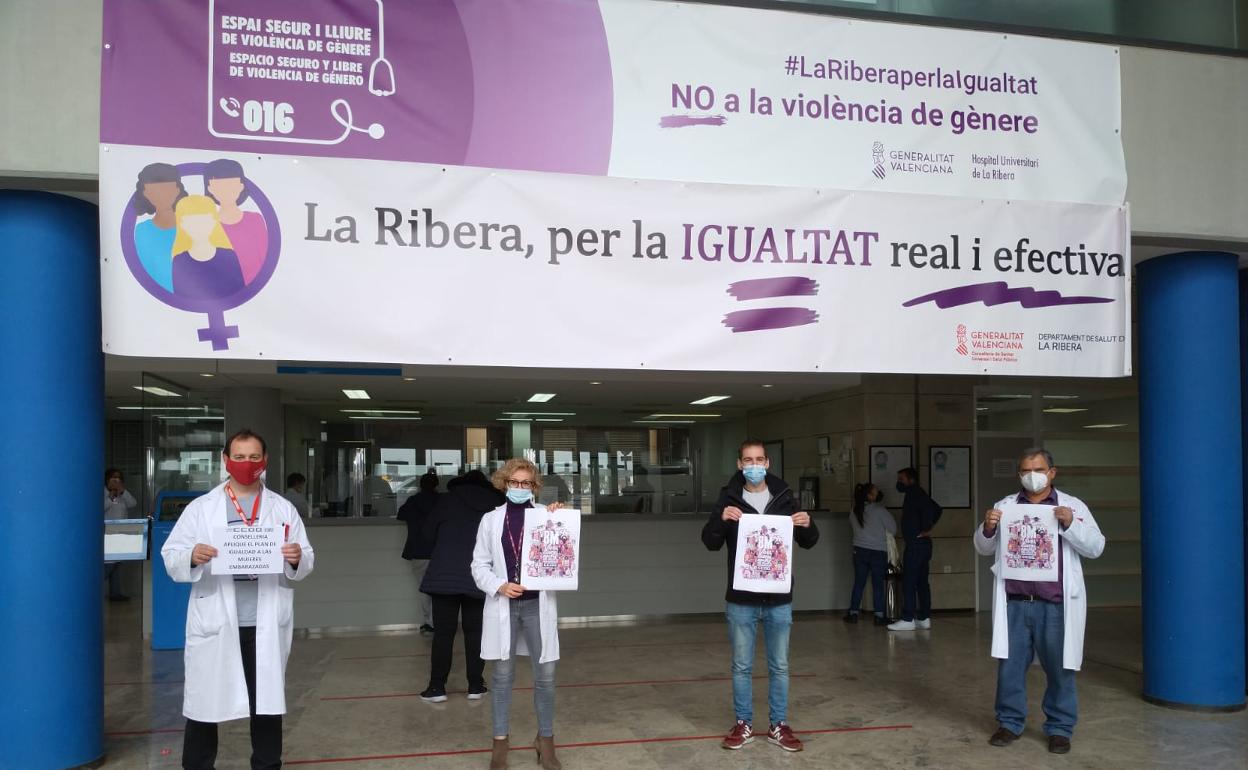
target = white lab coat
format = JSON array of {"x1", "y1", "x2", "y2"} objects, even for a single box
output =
[
  {"x1": 161, "y1": 482, "x2": 315, "y2": 722},
  {"x1": 973, "y1": 489, "x2": 1105, "y2": 671},
  {"x1": 471, "y1": 503, "x2": 560, "y2": 664}
]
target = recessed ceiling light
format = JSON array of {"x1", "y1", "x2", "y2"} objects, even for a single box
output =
[
  {"x1": 498, "y1": 417, "x2": 534, "y2": 422},
  {"x1": 646, "y1": 413, "x2": 722, "y2": 419},
  {"x1": 589, "y1": 381, "x2": 602, "y2": 386},
  {"x1": 199, "y1": 373, "x2": 215, "y2": 378},
  {"x1": 1083, "y1": 423, "x2": 1128, "y2": 429},
  {"x1": 1042, "y1": 395, "x2": 1080, "y2": 400},
  {"x1": 690, "y1": 395, "x2": 730, "y2": 405},
  {"x1": 535, "y1": 418, "x2": 564, "y2": 422},
  {"x1": 348, "y1": 416, "x2": 422, "y2": 421},
  {"x1": 634, "y1": 419, "x2": 696, "y2": 424},
  {"x1": 503, "y1": 412, "x2": 576, "y2": 417},
  {"x1": 976, "y1": 407, "x2": 990, "y2": 412},
  {"x1": 528, "y1": 393, "x2": 556, "y2": 403},
  {"x1": 1042, "y1": 408, "x2": 1089, "y2": 414},
  {"x1": 342, "y1": 389, "x2": 370, "y2": 399},
  {"x1": 403, "y1": 377, "x2": 416, "y2": 382},
  {"x1": 116, "y1": 406, "x2": 217, "y2": 411},
  {"x1": 761, "y1": 384, "x2": 773, "y2": 388},
  {"x1": 133, "y1": 386, "x2": 183, "y2": 397},
  {"x1": 340, "y1": 409, "x2": 420, "y2": 415}
]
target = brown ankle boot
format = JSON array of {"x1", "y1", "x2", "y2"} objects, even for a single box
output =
[
  {"x1": 490, "y1": 737, "x2": 509, "y2": 769},
  {"x1": 534, "y1": 735, "x2": 561, "y2": 770}
]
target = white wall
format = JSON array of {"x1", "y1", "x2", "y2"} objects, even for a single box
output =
[{"x1": 2, "y1": 0, "x2": 1247, "y2": 245}]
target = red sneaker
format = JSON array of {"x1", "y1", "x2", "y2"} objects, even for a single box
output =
[
  {"x1": 768, "y1": 722, "x2": 803, "y2": 752},
  {"x1": 721, "y1": 720, "x2": 753, "y2": 750}
]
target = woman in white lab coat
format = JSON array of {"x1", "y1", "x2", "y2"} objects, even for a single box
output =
[
  {"x1": 471, "y1": 458, "x2": 563, "y2": 770},
  {"x1": 161, "y1": 430, "x2": 314, "y2": 769}
]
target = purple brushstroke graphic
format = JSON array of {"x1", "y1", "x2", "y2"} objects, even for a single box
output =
[
  {"x1": 903, "y1": 281, "x2": 1114, "y2": 309},
  {"x1": 727, "y1": 276, "x2": 819, "y2": 301},
  {"x1": 723, "y1": 307, "x2": 819, "y2": 333},
  {"x1": 659, "y1": 114, "x2": 728, "y2": 128}
]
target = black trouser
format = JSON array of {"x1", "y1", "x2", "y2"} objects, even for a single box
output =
[
  {"x1": 183, "y1": 626, "x2": 282, "y2": 770},
  {"x1": 428, "y1": 593, "x2": 486, "y2": 689},
  {"x1": 901, "y1": 538, "x2": 933, "y2": 622}
]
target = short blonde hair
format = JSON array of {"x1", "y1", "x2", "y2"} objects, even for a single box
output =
[{"x1": 492, "y1": 458, "x2": 542, "y2": 493}]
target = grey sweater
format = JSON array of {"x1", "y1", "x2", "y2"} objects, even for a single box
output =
[{"x1": 849, "y1": 502, "x2": 897, "y2": 551}]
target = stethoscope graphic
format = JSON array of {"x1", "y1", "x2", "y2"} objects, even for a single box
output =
[{"x1": 207, "y1": 0, "x2": 394, "y2": 145}]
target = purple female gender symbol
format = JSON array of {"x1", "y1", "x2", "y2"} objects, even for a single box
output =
[{"x1": 119, "y1": 161, "x2": 282, "y2": 350}]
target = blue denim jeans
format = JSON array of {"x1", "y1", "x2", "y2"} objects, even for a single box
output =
[
  {"x1": 849, "y1": 547, "x2": 887, "y2": 615},
  {"x1": 726, "y1": 602, "x2": 792, "y2": 725},
  {"x1": 995, "y1": 599, "x2": 1078, "y2": 738},
  {"x1": 491, "y1": 598, "x2": 556, "y2": 738}
]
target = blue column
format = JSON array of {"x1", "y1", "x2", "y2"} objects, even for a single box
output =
[
  {"x1": 1242, "y1": 269, "x2": 1248, "y2": 697},
  {"x1": 0, "y1": 192, "x2": 104, "y2": 767},
  {"x1": 1139, "y1": 251, "x2": 1245, "y2": 710}
]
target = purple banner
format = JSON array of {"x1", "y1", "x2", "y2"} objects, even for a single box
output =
[{"x1": 101, "y1": 0, "x2": 614, "y2": 173}]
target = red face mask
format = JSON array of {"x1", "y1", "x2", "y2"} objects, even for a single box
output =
[{"x1": 226, "y1": 458, "x2": 267, "y2": 486}]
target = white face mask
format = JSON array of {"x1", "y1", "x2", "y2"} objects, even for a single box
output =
[{"x1": 1020, "y1": 470, "x2": 1050, "y2": 494}]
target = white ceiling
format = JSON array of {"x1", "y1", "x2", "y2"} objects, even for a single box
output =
[{"x1": 106, "y1": 355, "x2": 861, "y2": 424}]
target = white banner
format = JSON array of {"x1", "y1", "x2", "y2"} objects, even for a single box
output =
[
  {"x1": 100, "y1": 145, "x2": 1130, "y2": 376},
  {"x1": 600, "y1": 0, "x2": 1126, "y2": 205}
]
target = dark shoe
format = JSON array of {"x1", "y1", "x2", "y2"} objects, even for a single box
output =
[
  {"x1": 720, "y1": 720, "x2": 753, "y2": 750},
  {"x1": 467, "y1": 683, "x2": 488, "y2": 700},
  {"x1": 873, "y1": 615, "x2": 889, "y2": 626},
  {"x1": 989, "y1": 727, "x2": 1020, "y2": 747},
  {"x1": 1048, "y1": 735, "x2": 1071, "y2": 754},
  {"x1": 419, "y1": 686, "x2": 447, "y2": 703},
  {"x1": 489, "y1": 737, "x2": 509, "y2": 769},
  {"x1": 842, "y1": 612, "x2": 859, "y2": 623},
  {"x1": 419, "y1": 624, "x2": 435, "y2": 634},
  {"x1": 767, "y1": 722, "x2": 803, "y2": 752},
  {"x1": 534, "y1": 735, "x2": 561, "y2": 770}
]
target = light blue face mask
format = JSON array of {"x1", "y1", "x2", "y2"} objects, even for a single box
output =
[
  {"x1": 506, "y1": 488, "x2": 533, "y2": 505},
  {"x1": 742, "y1": 465, "x2": 767, "y2": 485}
]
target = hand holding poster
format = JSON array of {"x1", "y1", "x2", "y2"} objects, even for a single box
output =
[
  {"x1": 211, "y1": 526, "x2": 284, "y2": 575},
  {"x1": 1000, "y1": 504, "x2": 1059, "y2": 582},
  {"x1": 520, "y1": 508, "x2": 581, "y2": 591},
  {"x1": 733, "y1": 513, "x2": 795, "y2": 594}
]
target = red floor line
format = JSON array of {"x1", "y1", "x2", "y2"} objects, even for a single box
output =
[
  {"x1": 320, "y1": 673, "x2": 817, "y2": 701},
  {"x1": 105, "y1": 727, "x2": 185, "y2": 737},
  {"x1": 284, "y1": 724, "x2": 915, "y2": 765}
]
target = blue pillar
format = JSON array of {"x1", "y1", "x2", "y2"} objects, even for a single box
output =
[
  {"x1": 1139, "y1": 251, "x2": 1246, "y2": 710},
  {"x1": 1242, "y1": 269, "x2": 1248, "y2": 697},
  {"x1": 0, "y1": 192, "x2": 104, "y2": 767}
]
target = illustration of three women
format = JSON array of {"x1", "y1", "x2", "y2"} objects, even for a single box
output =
[{"x1": 132, "y1": 160, "x2": 269, "y2": 300}]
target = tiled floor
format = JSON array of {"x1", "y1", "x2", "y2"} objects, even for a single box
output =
[{"x1": 101, "y1": 604, "x2": 1245, "y2": 768}]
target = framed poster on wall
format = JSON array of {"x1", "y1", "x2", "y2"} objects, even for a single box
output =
[
  {"x1": 869, "y1": 445, "x2": 913, "y2": 508},
  {"x1": 930, "y1": 446, "x2": 972, "y2": 509}
]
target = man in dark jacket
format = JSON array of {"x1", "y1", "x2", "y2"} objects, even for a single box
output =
[
  {"x1": 888, "y1": 467, "x2": 943, "y2": 632},
  {"x1": 417, "y1": 469, "x2": 504, "y2": 703},
  {"x1": 398, "y1": 470, "x2": 441, "y2": 633},
  {"x1": 702, "y1": 439, "x2": 818, "y2": 753}
]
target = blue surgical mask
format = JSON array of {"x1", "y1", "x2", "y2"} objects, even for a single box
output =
[
  {"x1": 742, "y1": 465, "x2": 767, "y2": 485},
  {"x1": 506, "y1": 488, "x2": 533, "y2": 505}
]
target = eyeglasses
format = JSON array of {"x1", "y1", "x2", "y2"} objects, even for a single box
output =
[{"x1": 506, "y1": 479, "x2": 535, "y2": 489}]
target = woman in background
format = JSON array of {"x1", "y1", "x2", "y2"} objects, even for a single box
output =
[{"x1": 844, "y1": 483, "x2": 896, "y2": 626}]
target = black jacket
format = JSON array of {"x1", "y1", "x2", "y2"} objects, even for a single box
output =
[
  {"x1": 900, "y1": 484, "x2": 942, "y2": 543},
  {"x1": 701, "y1": 471, "x2": 819, "y2": 606},
  {"x1": 398, "y1": 490, "x2": 441, "y2": 559},
  {"x1": 419, "y1": 471, "x2": 505, "y2": 597}
]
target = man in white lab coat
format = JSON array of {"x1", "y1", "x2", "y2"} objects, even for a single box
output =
[
  {"x1": 974, "y1": 447, "x2": 1104, "y2": 756},
  {"x1": 162, "y1": 429, "x2": 314, "y2": 770}
]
